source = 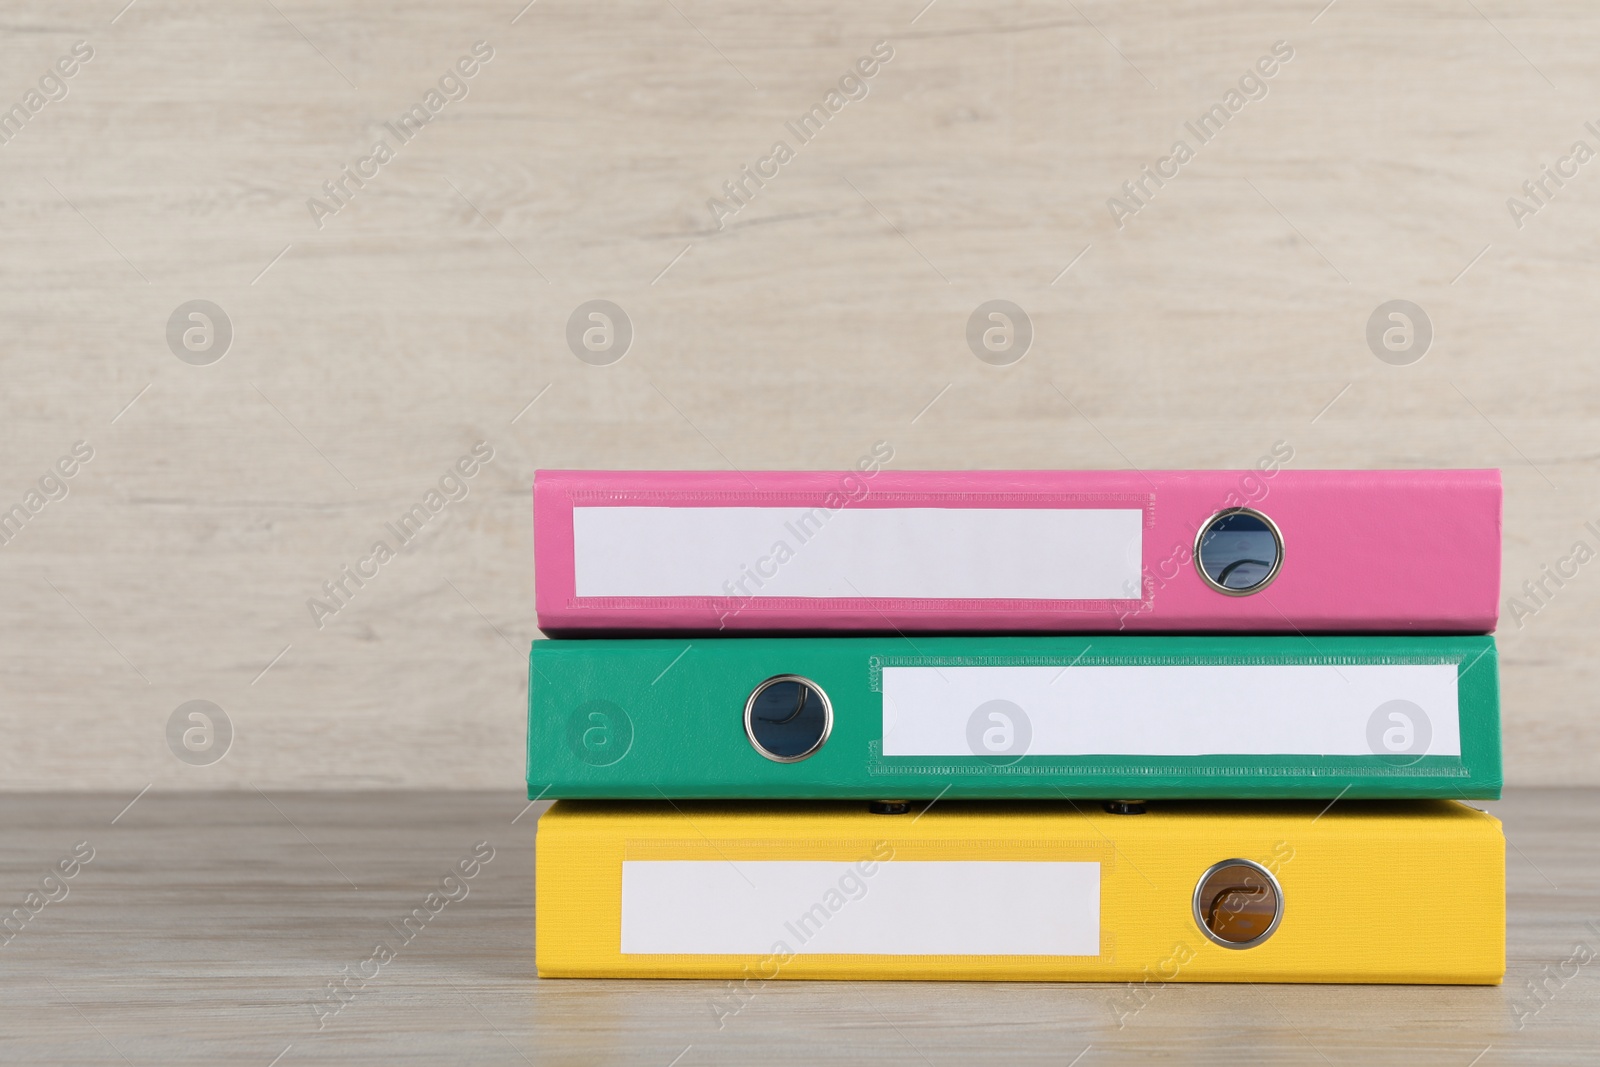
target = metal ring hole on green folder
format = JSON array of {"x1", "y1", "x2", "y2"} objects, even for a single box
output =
[{"x1": 744, "y1": 675, "x2": 832, "y2": 763}]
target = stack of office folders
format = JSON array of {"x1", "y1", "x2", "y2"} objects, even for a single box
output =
[{"x1": 527, "y1": 469, "x2": 1505, "y2": 984}]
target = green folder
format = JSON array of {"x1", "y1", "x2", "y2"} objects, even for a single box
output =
[{"x1": 526, "y1": 635, "x2": 1501, "y2": 800}]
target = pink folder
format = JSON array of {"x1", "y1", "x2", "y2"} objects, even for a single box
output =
[{"x1": 533, "y1": 469, "x2": 1500, "y2": 634}]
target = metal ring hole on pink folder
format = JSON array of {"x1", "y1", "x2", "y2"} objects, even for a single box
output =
[
  {"x1": 1194, "y1": 508, "x2": 1283, "y2": 595},
  {"x1": 1192, "y1": 859, "x2": 1284, "y2": 948}
]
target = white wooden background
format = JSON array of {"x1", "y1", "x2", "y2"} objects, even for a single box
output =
[{"x1": 1, "y1": 0, "x2": 1595, "y2": 790}]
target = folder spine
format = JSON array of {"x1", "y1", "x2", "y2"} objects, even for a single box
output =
[
  {"x1": 533, "y1": 469, "x2": 1501, "y2": 634},
  {"x1": 526, "y1": 635, "x2": 1502, "y2": 801},
  {"x1": 535, "y1": 800, "x2": 1506, "y2": 984}
]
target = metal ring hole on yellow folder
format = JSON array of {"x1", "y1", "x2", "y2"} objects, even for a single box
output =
[
  {"x1": 1193, "y1": 859, "x2": 1283, "y2": 949},
  {"x1": 1194, "y1": 507, "x2": 1283, "y2": 595},
  {"x1": 744, "y1": 675, "x2": 832, "y2": 763}
]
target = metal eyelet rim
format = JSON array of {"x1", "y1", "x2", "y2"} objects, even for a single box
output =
[
  {"x1": 743, "y1": 674, "x2": 833, "y2": 763},
  {"x1": 1193, "y1": 507, "x2": 1284, "y2": 596},
  {"x1": 1192, "y1": 857, "x2": 1285, "y2": 950}
]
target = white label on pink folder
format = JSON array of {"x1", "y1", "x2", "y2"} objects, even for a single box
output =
[
  {"x1": 620, "y1": 860, "x2": 1101, "y2": 956},
  {"x1": 881, "y1": 664, "x2": 1461, "y2": 757},
  {"x1": 572, "y1": 506, "x2": 1144, "y2": 600}
]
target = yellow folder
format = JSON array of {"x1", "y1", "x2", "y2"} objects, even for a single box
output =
[{"x1": 536, "y1": 799, "x2": 1503, "y2": 984}]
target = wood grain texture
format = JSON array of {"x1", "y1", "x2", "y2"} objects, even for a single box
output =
[
  {"x1": 1, "y1": 789, "x2": 1595, "y2": 1065},
  {"x1": 1, "y1": 1, "x2": 1599, "y2": 788}
]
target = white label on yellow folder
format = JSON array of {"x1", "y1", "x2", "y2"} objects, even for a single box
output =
[
  {"x1": 619, "y1": 860, "x2": 1101, "y2": 956},
  {"x1": 881, "y1": 663, "x2": 1461, "y2": 757}
]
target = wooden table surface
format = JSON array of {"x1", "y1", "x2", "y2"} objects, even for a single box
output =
[{"x1": 2, "y1": 788, "x2": 1595, "y2": 1065}]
